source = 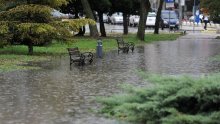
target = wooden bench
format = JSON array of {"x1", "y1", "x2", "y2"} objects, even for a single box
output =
[
  {"x1": 67, "y1": 47, "x2": 93, "y2": 66},
  {"x1": 116, "y1": 37, "x2": 135, "y2": 54}
]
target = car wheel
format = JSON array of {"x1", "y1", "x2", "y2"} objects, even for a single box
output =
[
  {"x1": 160, "y1": 22, "x2": 163, "y2": 30},
  {"x1": 134, "y1": 23, "x2": 137, "y2": 27},
  {"x1": 176, "y1": 26, "x2": 179, "y2": 30},
  {"x1": 113, "y1": 20, "x2": 115, "y2": 25}
]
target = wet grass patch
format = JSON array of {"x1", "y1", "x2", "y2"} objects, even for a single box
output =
[
  {"x1": 0, "y1": 33, "x2": 181, "y2": 54},
  {"x1": 97, "y1": 72, "x2": 220, "y2": 124},
  {"x1": 0, "y1": 33, "x2": 181, "y2": 72},
  {"x1": 123, "y1": 33, "x2": 181, "y2": 43},
  {"x1": 0, "y1": 43, "x2": 73, "y2": 55},
  {"x1": 0, "y1": 54, "x2": 50, "y2": 73},
  {"x1": 144, "y1": 33, "x2": 181, "y2": 42},
  {"x1": 209, "y1": 54, "x2": 220, "y2": 61}
]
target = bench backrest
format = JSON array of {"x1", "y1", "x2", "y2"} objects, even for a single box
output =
[
  {"x1": 116, "y1": 37, "x2": 125, "y2": 48},
  {"x1": 67, "y1": 47, "x2": 81, "y2": 58}
]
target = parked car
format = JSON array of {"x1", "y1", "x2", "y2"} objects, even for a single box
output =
[
  {"x1": 129, "y1": 15, "x2": 139, "y2": 27},
  {"x1": 129, "y1": 12, "x2": 156, "y2": 27},
  {"x1": 68, "y1": 14, "x2": 75, "y2": 19},
  {"x1": 160, "y1": 10, "x2": 179, "y2": 30},
  {"x1": 109, "y1": 12, "x2": 123, "y2": 24},
  {"x1": 95, "y1": 13, "x2": 108, "y2": 23},
  {"x1": 51, "y1": 9, "x2": 69, "y2": 19},
  {"x1": 103, "y1": 14, "x2": 108, "y2": 23},
  {"x1": 146, "y1": 12, "x2": 156, "y2": 27}
]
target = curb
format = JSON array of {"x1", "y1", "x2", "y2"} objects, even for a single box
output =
[{"x1": 201, "y1": 29, "x2": 217, "y2": 33}]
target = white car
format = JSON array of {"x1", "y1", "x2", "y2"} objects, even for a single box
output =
[
  {"x1": 128, "y1": 12, "x2": 156, "y2": 27},
  {"x1": 51, "y1": 9, "x2": 69, "y2": 19},
  {"x1": 129, "y1": 15, "x2": 139, "y2": 27},
  {"x1": 109, "y1": 12, "x2": 123, "y2": 24},
  {"x1": 103, "y1": 14, "x2": 108, "y2": 23},
  {"x1": 146, "y1": 12, "x2": 156, "y2": 27}
]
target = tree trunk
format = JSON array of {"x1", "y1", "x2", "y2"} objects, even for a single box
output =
[
  {"x1": 137, "y1": 0, "x2": 151, "y2": 41},
  {"x1": 28, "y1": 39, "x2": 33, "y2": 55},
  {"x1": 74, "y1": 10, "x2": 85, "y2": 36},
  {"x1": 98, "y1": 12, "x2": 106, "y2": 37},
  {"x1": 154, "y1": 0, "x2": 164, "y2": 34},
  {"x1": 75, "y1": 26, "x2": 85, "y2": 36},
  {"x1": 123, "y1": 13, "x2": 128, "y2": 35},
  {"x1": 27, "y1": 0, "x2": 30, "y2": 4},
  {"x1": 80, "y1": 0, "x2": 99, "y2": 38}
]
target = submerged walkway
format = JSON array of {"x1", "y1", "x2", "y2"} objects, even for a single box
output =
[{"x1": 0, "y1": 33, "x2": 220, "y2": 124}]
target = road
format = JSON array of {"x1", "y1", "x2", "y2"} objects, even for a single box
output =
[{"x1": 85, "y1": 22, "x2": 219, "y2": 34}]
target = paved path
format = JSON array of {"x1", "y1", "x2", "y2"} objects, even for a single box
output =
[{"x1": 0, "y1": 33, "x2": 220, "y2": 124}]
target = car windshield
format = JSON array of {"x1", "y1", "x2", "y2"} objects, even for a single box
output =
[
  {"x1": 113, "y1": 12, "x2": 122, "y2": 17},
  {"x1": 148, "y1": 13, "x2": 156, "y2": 17},
  {"x1": 162, "y1": 12, "x2": 177, "y2": 19}
]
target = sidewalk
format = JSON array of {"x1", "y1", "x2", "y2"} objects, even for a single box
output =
[
  {"x1": 181, "y1": 21, "x2": 220, "y2": 32},
  {"x1": 182, "y1": 21, "x2": 220, "y2": 28}
]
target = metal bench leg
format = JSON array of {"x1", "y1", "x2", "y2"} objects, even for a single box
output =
[
  {"x1": 126, "y1": 47, "x2": 129, "y2": 53},
  {"x1": 89, "y1": 59, "x2": 93, "y2": 64},
  {"x1": 131, "y1": 46, "x2": 134, "y2": 53},
  {"x1": 70, "y1": 60, "x2": 73, "y2": 66}
]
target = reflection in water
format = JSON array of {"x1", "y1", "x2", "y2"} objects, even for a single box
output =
[
  {"x1": 0, "y1": 34, "x2": 220, "y2": 124},
  {"x1": 143, "y1": 35, "x2": 220, "y2": 75}
]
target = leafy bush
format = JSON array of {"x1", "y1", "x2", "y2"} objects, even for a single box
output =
[
  {"x1": 0, "y1": 21, "x2": 11, "y2": 48},
  {"x1": 98, "y1": 73, "x2": 220, "y2": 124},
  {"x1": 0, "y1": 40, "x2": 8, "y2": 48},
  {"x1": 0, "y1": 1, "x2": 95, "y2": 54}
]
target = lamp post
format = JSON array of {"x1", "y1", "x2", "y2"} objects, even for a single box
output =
[
  {"x1": 178, "y1": 0, "x2": 183, "y2": 29},
  {"x1": 193, "y1": 0, "x2": 196, "y2": 33}
]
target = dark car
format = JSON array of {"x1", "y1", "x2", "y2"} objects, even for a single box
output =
[{"x1": 160, "y1": 10, "x2": 179, "y2": 30}]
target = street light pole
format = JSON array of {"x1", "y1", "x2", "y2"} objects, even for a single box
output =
[
  {"x1": 193, "y1": 0, "x2": 196, "y2": 33},
  {"x1": 178, "y1": 0, "x2": 182, "y2": 29}
]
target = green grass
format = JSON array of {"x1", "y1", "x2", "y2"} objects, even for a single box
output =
[
  {"x1": 144, "y1": 33, "x2": 181, "y2": 42},
  {"x1": 210, "y1": 54, "x2": 220, "y2": 62},
  {"x1": 0, "y1": 33, "x2": 182, "y2": 72},
  {"x1": 0, "y1": 54, "x2": 50, "y2": 73}
]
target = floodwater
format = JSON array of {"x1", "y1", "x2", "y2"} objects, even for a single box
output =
[{"x1": 0, "y1": 33, "x2": 220, "y2": 124}]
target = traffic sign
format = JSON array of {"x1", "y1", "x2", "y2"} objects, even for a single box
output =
[
  {"x1": 166, "y1": 3, "x2": 174, "y2": 8},
  {"x1": 165, "y1": 0, "x2": 174, "y2": 3},
  {"x1": 180, "y1": 0, "x2": 185, "y2": 6}
]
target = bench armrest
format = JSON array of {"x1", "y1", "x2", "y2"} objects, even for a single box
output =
[
  {"x1": 82, "y1": 52, "x2": 93, "y2": 59},
  {"x1": 128, "y1": 42, "x2": 135, "y2": 46},
  {"x1": 82, "y1": 52, "x2": 93, "y2": 64}
]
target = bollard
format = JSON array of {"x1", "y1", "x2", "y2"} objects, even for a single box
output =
[{"x1": 96, "y1": 38, "x2": 103, "y2": 58}]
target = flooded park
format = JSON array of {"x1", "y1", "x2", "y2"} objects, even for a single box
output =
[{"x1": 1, "y1": 33, "x2": 220, "y2": 124}]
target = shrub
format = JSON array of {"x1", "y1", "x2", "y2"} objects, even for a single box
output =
[
  {"x1": 0, "y1": 1, "x2": 95, "y2": 54},
  {"x1": 98, "y1": 73, "x2": 220, "y2": 124}
]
